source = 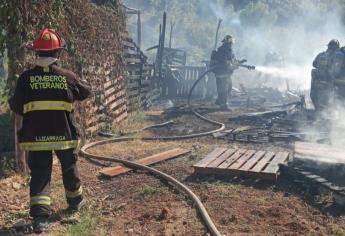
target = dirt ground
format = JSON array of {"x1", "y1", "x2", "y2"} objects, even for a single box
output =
[{"x1": 1, "y1": 103, "x2": 345, "y2": 236}]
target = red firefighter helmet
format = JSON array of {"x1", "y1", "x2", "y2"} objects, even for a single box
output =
[{"x1": 32, "y1": 28, "x2": 65, "y2": 51}]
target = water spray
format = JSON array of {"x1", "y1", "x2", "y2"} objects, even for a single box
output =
[{"x1": 255, "y1": 65, "x2": 312, "y2": 90}]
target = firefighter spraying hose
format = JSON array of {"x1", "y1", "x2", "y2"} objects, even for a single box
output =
[{"x1": 210, "y1": 35, "x2": 255, "y2": 110}]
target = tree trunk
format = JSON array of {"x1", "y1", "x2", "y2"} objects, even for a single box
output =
[{"x1": 14, "y1": 114, "x2": 28, "y2": 174}]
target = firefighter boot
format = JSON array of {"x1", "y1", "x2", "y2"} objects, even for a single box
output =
[
  {"x1": 32, "y1": 217, "x2": 49, "y2": 234},
  {"x1": 66, "y1": 198, "x2": 86, "y2": 213}
]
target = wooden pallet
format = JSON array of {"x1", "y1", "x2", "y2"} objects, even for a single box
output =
[{"x1": 193, "y1": 147, "x2": 290, "y2": 181}]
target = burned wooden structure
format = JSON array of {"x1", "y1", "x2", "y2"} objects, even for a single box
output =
[
  {"x1": 166, "y1": 65, "x2": 207, "y2": 98},
  {"x1": 152, "y1": 12, "x2": 208, "y2": 99},
  {"x1": 213, "y1": 99, "x2": 320, "y2": 144}
]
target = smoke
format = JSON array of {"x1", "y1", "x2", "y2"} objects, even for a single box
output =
[
  {"x1": 324, "y1": 100, "x2": 345, "y2": 147},
  {"x1": 295, "y1": 97, "x2": 345, "y2": 150}
]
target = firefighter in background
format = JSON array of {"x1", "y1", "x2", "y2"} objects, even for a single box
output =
[
  {"x1": 330, "y1": 43, "x2": 345, "y2": 102},
  {"x1": 210, "y1": 35, "x2": 245, "y2": 110},
  {"x1": 310, "y1": 39, "x2": 340, "y2": 111},
  {"x1": 9, "y1": 29, "x2": 92, "y2": 233}
]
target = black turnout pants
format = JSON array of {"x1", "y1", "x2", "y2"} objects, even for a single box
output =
[
  {"x1": 28, "y1": 148, "x2": 83, "y2": 218},
  {"x1": 216, "y1": 74, "x2": 232, "y2": 105}
]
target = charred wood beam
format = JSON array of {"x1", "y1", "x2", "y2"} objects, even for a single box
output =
[
  {"x1": 137, "y1": 11, "x2": 141, "y2": 48},
  {"x1": 158, "y1": 12, "x2": 167, "y2": 96},
  {"x1": 169, "y1": 21, "x2": 175, "y2": 48},
  {"x1": 214, "y1": 19, "x2": 222, "y2": 50}
]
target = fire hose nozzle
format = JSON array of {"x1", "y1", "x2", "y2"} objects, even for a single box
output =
[{"x1": 240, "y1": 64, "x2": 256, "y2": 70}]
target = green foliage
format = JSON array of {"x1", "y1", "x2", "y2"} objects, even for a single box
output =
[
  {"x1": 0, "y1": 78, "x2": 8, "y2": 105},
  {"x1": 67, "y1": 214, "x2": 100, "y2": 236},
  {"x1": 0, "y1": 0, "x2": 67, "y2": 96}
]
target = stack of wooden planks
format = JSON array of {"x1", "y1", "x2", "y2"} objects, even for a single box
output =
[{"x1": 122, "y1": 33, "x2": 156, "y2": 111}]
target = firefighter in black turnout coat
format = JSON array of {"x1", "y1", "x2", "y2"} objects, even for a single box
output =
[
  {"x1": 9, "y1": 28, "x2": 92, "y2": 233},
  {"x1": 211, "y1": 35, "x2": 243, "y2": 110}
]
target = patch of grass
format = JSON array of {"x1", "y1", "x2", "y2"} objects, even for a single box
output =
[
  {"x1": 112, "y1": 110, "x2": 150, "y2": 134},
  {"x1": 135, "y1": 184, "x2": 166, "y2": 200},
  {"x1": 215, "y1": 182, "x2": 242, "y2": 198},
  {"x1": 4, "y1": 210, "x2": 29, "y2": 225},
  {"x1": 306, "y1": 231, "x2": 319, "y2": 236},
  {"x1": 330, "y1": 224, "x2": 345, "y2": 236},
  {"x1": 67, "y1": 213, "x2": 100, "y2": 236},
  {"x1": 189, "y1": 219, "x2": 204, "y2": 232}
]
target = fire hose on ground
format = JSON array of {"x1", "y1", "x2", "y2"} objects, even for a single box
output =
[
  {"x1": 80, "y1": 138, "x2": 221, "y2": 236},
  {"x1": 81, "y1": 68, "x2": 224, "y2": 236},
  {"x1": 98, "y1": 69, "x2": 225, "y2": 140}
]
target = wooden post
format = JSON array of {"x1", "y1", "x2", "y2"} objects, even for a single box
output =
[
  {"x1": 137, "y1": 11, "x2": 141, "y2": 48},
  {"x1": 14, "y1": 114, "x2": 28, "y2": 174},
  {"x1": 154, "y1": 24, "x2": 162, "y2": 89},
  {"x1": 169, "y1": 21, "x2": 175, "y2": 49},
  {"x1": 159, "y1": 12, "x2": 167, "y2": 96},
  {"x1": 214, "y1": 18, "x2": 222, "y2": 50}
]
